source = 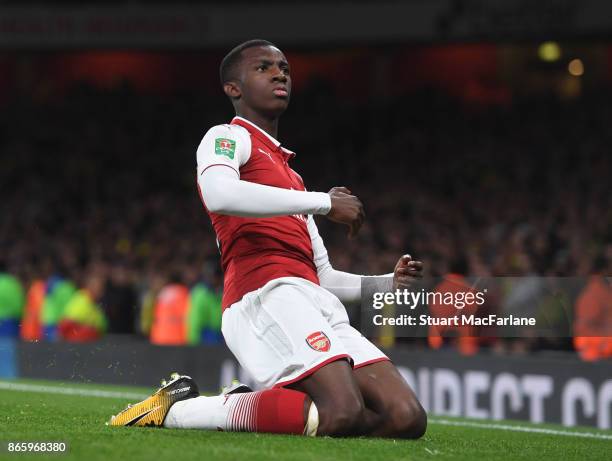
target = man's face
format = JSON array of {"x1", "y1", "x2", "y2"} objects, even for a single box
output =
[{"x1": 232, "y1": 46, "x2": 291, "y2": 116}]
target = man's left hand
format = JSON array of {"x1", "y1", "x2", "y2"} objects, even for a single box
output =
[{"x1": 393, "y1": 254, "x2": 423, "y2": 290}]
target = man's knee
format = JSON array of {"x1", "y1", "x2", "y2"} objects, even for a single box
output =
[
  {"x1": 388, "y1": 398, "x2": 427, "y2": 439},
  {"x1": 316, "y1": 394, "x2": 365, "y2": 436}
]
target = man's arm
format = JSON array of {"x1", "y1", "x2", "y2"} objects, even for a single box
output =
[
  {"x1": 308, "y1": 217, "x2": 423, "y2": 304},
  {"x1": 200, "y1": 166, "x2": 331, "y2": 217},
  {"x1": 308, "y1": 216, "x2": 391, "y2": 303},
  {"x1": 196, "y1": 125, "x2": 365, "y2": 230},
  {"x1": 197, "y1": 124, "x2": 330, "y2": 217}
]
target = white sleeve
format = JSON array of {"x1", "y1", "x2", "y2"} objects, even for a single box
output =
[
  {"x1": 308, "y1": 216, "x2": 394, "y2": 303},
  {"x1": 196, "y1": 124, "x2": 251, "y2": 176},
  {"x1": 196, "y1": 125, "x2": 331, "y2": 217}
]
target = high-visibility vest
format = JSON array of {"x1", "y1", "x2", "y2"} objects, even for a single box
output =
[
  {"x1": 0, "y1": 273, "x2": 25, "y2": 320},
  {"x1": 188, "y1": 283, "x2": 223, "y2": 345},
  {"x1": 20, "y1": 280, "x2": 46, "y2": 341},
  {"x1": 428, "y1": 274, "x2": 479, "y2": 356},
  {"x1": 61, "y1": 289, "x2": 107, "y2": 330},
  {"x1": 150, "y1": 284, "x2": 189, "y2": 345},
  {"x1": 57, "y1": 289, "x2": 106, "y2": 342},
  {"x1": 41, "y1": 279, "x2": 77, "y2": 327},
  {"x1": 41, "y1": 278, "x2": 77, "y2": 341},
  {"x1": 574, "y1": 276, "x2": 612, "y2": 361},
  {"x1": 0, "y1": 273, "x2": 25, "y2": 337}
]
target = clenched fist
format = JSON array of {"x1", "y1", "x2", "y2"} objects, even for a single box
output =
[
  {"x1": 393, "y1": 254, "x2": 424, "y2": 290},
  {"x1": 326, "y1": 186, "x2": 365, "y2": 238}
]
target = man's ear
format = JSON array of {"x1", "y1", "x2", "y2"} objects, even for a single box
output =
[{"x1": 223, "y1": 81, "x2": 241, "y2": 100}]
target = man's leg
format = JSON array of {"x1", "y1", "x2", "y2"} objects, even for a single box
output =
[
  {"x1": 317, "y1": 292, "x2": 426, "y2": 439},
  {"x1": 287, "y1": 359, "x2": 371, "y2": 436},
  {"x1": 164, "y1": 387, "x2": 313, "y2": 435},
  {"x1": 287, "y1": 359, "x2": 426, "y2": 438},
  {"x1": 161, "y1": 277, "x2": 422, "y2": 438},
  {"x1": 109, "y1": 374, "x2": 316, "y2": 435},
  {"x1": 353, "y1": 360, "x2": 427, "y2": 438}
]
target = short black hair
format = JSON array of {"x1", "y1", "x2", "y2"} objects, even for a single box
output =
[{"x1": 219, "y1": 39, "x2": 277, "y2": 85}]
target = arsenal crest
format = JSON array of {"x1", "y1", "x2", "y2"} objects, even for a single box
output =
[{"x1": 306, "y1": 331, "x2": 331, "y2": 352}]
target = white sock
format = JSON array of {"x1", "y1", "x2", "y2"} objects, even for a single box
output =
[{"x1": 164, "y1": 395, "x2": 229, "y2": 430}]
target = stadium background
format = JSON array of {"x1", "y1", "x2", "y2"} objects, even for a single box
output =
[{"x1": 0, "y1": 0, "x2": 611, "y2": 431}]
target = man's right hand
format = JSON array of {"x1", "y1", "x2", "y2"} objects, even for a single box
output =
[{"x1": 326, "y1": 187, "x2": 365, "y2": 238}]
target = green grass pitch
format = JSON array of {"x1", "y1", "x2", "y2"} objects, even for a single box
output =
[{"x1": 1, "y1": 379, "x2": 610, "y2": 461}]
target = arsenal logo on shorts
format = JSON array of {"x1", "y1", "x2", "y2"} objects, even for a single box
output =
[{"x1": 306, "y1": 331, "x2": 331, "y2": 352}]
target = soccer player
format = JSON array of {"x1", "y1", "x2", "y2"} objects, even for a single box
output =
[{"x1": 110, "y1": 40, "x2": 426, "y2": 438}]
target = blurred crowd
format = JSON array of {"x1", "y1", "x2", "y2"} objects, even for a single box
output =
[{"x1": 0, "y1": 78, "x2": 610, "y2": 355}]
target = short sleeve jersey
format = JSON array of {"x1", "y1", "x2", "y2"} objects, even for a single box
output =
[{"x1": 197, "y1": 117, "x2": 319, "y2": 309}]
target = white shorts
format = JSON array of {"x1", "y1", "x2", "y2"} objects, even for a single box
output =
[{"x1": 221, "y1": 277, "x2": 389, "y2": 389}]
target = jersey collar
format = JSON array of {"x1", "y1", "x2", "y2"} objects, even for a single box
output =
[{"x1": 231, "y1": 116, "x2": 296, "y2": 159}]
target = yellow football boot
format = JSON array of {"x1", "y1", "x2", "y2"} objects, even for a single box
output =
[{"x1": 108, "y1": 373, "x2": 199, "y2": 427}]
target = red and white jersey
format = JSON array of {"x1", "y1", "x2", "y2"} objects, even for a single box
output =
[{"x1": 197, "y1": 117, "x2": 321, "y2": 309}]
